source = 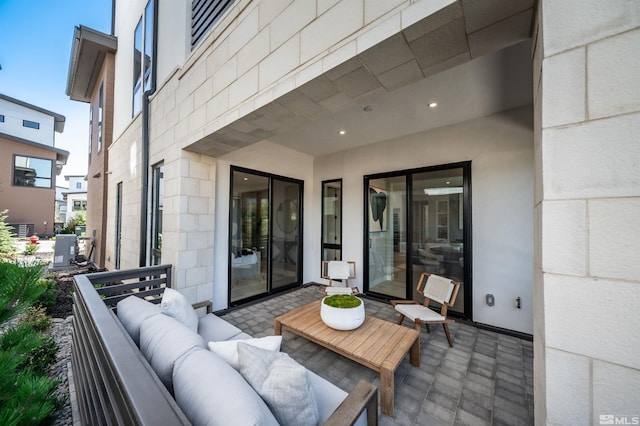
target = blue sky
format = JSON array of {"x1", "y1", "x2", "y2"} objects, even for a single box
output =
[{"x1": 0, "y1": 0, "x2": 112, "y2": 181}]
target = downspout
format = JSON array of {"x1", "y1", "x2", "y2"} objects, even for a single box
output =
[{"x1": 139, "y1": 0, "x2": 158, "y2": 267}]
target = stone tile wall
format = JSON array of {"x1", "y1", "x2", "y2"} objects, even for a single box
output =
[{"x1": 535, "y1": 0, "x2": 640, "y2": 423}]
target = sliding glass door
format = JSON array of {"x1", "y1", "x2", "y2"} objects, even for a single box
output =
[
  {"x1": 229, "y1": 168, "x2": 302, "y2": 305},
  {"x1": 365, "y1": 162, "x2": 471, "y2": 317}
]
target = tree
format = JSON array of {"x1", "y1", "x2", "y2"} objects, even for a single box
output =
[
  {"x1": 0, "y1": 210, "x2": 16, "y2": 262},
  {"x1": 66, "y1": 210, "x2": 87, "y2": 234}
]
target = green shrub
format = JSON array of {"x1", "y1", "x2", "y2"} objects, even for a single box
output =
[
  {"x1": 0, "y1": 261, "x2": 47, "y2": 325},
  {"x1": 21, "y1": 306, "x2": 52, "y2": 332},
  {"x1": 0, "y1": 262, "x2": 62, "y2": 425},
  {"x1": 0, "y1": 323, "x2": 59, "y2": 376},
  {"x1": 23, "y1": 242, "x2": 40, "y2": 256},
  {"x1": 0, "y1": 210, "x2": 16, "y2": 262},
  {"x1": 35, "y1": 279, "x2": 59, "y2": 313},
  {"x1": 0, "y1": 350, "x2": 63, "y2": 426}
]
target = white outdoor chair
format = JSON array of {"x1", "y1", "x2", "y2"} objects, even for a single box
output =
[
  {"x1": 391, "y1": 272, "x2": 460, "y2": 347},
  {"x1": 319, "y1": 260, "x2": 358, "y2": 295}
]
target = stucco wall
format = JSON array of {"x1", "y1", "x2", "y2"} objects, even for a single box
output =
[
  {"x1": 0, "y1": 98, "x2": 56, "y2": 147},
  {"x1": 0, "y1": 136, "x2": 57, "y2": 235},
  {"x1": 313, "y1": 106, "x2": 534, "y2": 334}
]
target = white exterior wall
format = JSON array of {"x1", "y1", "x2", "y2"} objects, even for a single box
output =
[
  {"x1": 213, "y1": 141, "x2": 314, "y2": 310},
  {"x1": 0, "y1": 98, "x2": 56, "y2": 146},
  {"x1": 535, "y1": 1, "x2": 640, "y2": 423},
  {"x1": 312, "y1": 107, "x2": 534, "y2": 334},
  {"x1": 108, "y1": 0, "x2": 460, "y2": 299},
  {"x1": 66, "y1": 192, "x2": 88, "y2": 224}
]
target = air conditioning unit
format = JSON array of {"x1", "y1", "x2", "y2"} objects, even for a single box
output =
[{"x1": 53, "y1": 235, "x2": 78, "y2": 267}]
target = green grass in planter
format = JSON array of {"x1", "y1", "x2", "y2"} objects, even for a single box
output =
[{"x1": 323, "y1": 294, "x2": 362, "y2": 308}]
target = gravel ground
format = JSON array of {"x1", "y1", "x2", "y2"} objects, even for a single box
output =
[{"x1": 49, "y1": 317, "x2": 74, "y2": 426}]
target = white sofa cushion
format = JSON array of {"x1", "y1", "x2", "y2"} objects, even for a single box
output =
[
  {"x1": 139, "y1": 314, "x2": 205, "y2": 394},
  {"x1": 116, "y1": 295, "x2": 161, "y2": 346},
  {"x1": 173, "y1": 348, "x2": 279, "y2": 426},
  {"x1": 207, "y1": 336, "x2": 282, "y2": 369},
  {"x1": 237, "y1": 343, "x2": 319, "y2": 426},
  {"x1": 161, "y1": 288, "x2": 199, "y2": 332},
  {"x1": 198, "y1": 313, "x2": 245, "y2": 342}
]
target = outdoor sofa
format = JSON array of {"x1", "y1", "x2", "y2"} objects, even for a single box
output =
[{"x1": 72, "y1": 264, "x2": 378, "y2": 425}]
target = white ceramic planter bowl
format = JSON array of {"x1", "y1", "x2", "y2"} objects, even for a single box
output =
[{"x1": 320, "y1": 296, "x2": 365, "y2": 331}]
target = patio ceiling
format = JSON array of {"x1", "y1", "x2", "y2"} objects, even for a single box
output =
[{"x1": 185, "y1": 0, "x2": 535, "y2": 158}]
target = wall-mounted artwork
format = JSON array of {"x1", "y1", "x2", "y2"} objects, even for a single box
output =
[{"x1": 369, "y1": 186, "x2": 387, "y2": 232}]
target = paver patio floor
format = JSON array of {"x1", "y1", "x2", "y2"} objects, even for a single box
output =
[{"x1": 220, "y1": 285, "x2": 534, "y2": 426}]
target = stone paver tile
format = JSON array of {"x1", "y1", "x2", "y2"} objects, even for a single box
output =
[{"x1": 455, "y1": 407, "x2": 491, "y2": 426}]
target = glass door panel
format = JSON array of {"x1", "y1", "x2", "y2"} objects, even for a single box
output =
[
  {"x1": 271, "y1": 178, "x2": 302, "y2": 289},
  {"x1": 367, "y1": 176, "x2": 406, "y2": 298},
  {"x1": 230, "y1": 172, "x2": 269, "y2": 303},
  {"x1": 321, "y1": 180, "x2": 342, "y2": 261},
  {"x1": 411, "y1": 168, "x2": 465, "y2": 314}
]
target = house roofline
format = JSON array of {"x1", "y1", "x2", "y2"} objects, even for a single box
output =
[
  {"x1": 0, "y1": 93, "x2": 66, "y2": 133},
  {"x1": 66, "y1": 25, "x2": 117, "y2": 103},
  {"x1": 0, "y1": 131, "x2": 70, "y2": 173}
]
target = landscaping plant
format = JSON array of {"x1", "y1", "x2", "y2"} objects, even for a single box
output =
[
  {"x1": 0, "y1": 261, "x2": 63, "y2": 424},
  {"x1": 0, "y1": 210, "x2": 16, "y2": 262}
]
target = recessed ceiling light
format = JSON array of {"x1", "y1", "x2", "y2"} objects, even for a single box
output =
[
  {"x1": 339, "y1": 130, "x2": 346, "y2": 135},
  {"x1": 243, "y1": 177, "x2": 248, "y2": 181},
  {"x1": 428, "y1": 102, "x2": 438, "y2": 108}
]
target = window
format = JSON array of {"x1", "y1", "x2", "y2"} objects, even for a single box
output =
[
  {"x1": 151, "y1": 163, "x2": 164, "y2": 265},
  {"x1": 88, "y1": 103, "x2": 93, "y2": 162},
  {"x1": 73, "y1": 200, "x2": 87, "y2": 211},
  {"x1": 76, "y1": 182, "x2": 82, "y2": 189},
  {"x1": 321, "y1": 179, "x2": 342, "y2": 262},
  {"x1": 23, "y1": 120, "x2": 40, "y2": 129},
  {"x1": 191, "y1": 0, "x2": 235, "y2": 49},
  {"x1": 13, "y1": 155, "x2": 52, "y2": 188},
  {"x1": 98, "y1": 83, "x2": 103, "y2": 152},
  {"x1": 143, "y1": 1, "x2": 154, "y2": 92},
  {"x1": 132, "y1": 17, "x2": 142, "y2": 115},
  {"x1": 132, "y1": 1, "x2": 154, "y2": 117},
  {"x1": 0, "y1": 114, "x2": 4, "y2": 122}
]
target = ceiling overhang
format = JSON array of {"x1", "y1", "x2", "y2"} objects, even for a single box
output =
[
  {"x1": 185, "y1": 0, "x2": 534, "y2": 158},
  {"x1": 66, "y1": 25, "x2": 117, "y2": 103}
]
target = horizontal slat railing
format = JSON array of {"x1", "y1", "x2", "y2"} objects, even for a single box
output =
[
  {"x1": 91, "y1": 264, "x2": 171, "y2": 308},
  {"x1": 72, "y1": 265, "x2": 190, "y2": 425}
]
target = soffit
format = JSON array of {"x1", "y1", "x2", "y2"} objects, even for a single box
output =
[
  {"x1": 66, "y1": 25, "x2": 117, "y2": 103},
  {"x1": 185, "y1": 0, "x2": 534, "y2": 158}
]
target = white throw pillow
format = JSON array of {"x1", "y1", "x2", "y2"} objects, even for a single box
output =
[
  {"x1": 207, "y1": 336, "x2": 282, "y2": 369},
  {"x1": 161, "y1": 288, "x2": 198, "y2": 332},
  {"x1": 237, "y1": 343, "x2": 319, "y2": 426}
]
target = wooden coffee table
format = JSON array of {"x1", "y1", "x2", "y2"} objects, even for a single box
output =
[{"x1": 274, "y1": 300, "x2": 420, "y2": 416}]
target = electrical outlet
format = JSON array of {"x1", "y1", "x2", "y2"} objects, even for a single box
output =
[{"x1": 486, "y1": 294, "x2": 495, "y2": 306}]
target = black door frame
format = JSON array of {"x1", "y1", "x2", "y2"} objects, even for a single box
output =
[
  {"x1": 363, "y1": 161, "x2": 472, "y2": 320},
  {"x1": 228, "y1": 166, "x2": 304, "y2": 307}
]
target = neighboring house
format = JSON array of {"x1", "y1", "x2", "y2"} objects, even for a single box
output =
[
  {"x1": 62, "y1": 175, "x2": 88, "y2": 225},
  {"x1": 66, "y1": 25, "x2": 116, "y2": 268},
  {"x1": 66, "y1": 0, "x2": 640, "y2": 421},
  {"x1": 0, "y1": 93, "x2": 68, "y2": 237},
  {"x1": 54, "y1": 185, "x2": 68, "y2": 228}
]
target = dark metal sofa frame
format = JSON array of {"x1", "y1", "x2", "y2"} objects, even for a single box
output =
[{"x1": 72, "y1": 264, "x2": 378, "y2": 425}]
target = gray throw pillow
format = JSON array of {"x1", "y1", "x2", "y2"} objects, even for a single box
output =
[{"x1": 237, "y1": 343, "x2": 319, "y2": 426}]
